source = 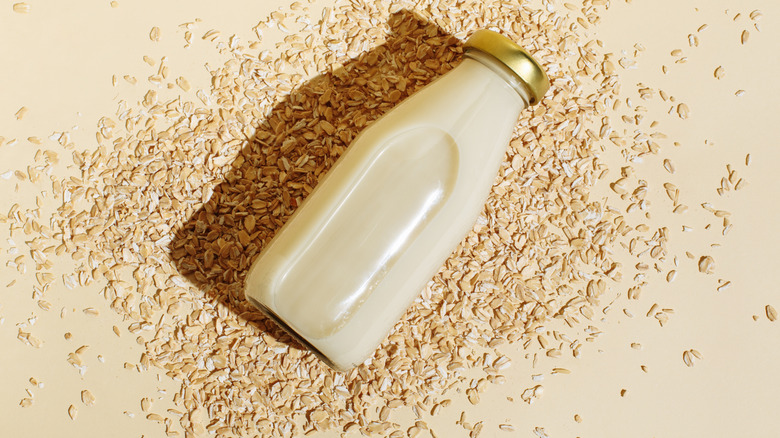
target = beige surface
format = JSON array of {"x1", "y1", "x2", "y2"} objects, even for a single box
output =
[{"x1": 2, "y1": 0, "x2": 779, "y2": 437}]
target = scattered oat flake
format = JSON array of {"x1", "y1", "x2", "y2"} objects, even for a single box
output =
[
  {"x1": 175, "y1": 77, "x2": 191, "y2": 91},
  {"x1": 81, "y1": 390, "x2": 96, "y2": 406},
  {"x1": 147, "y1": 413, "x2": 165, "y2": 423},
  {"x1": 647, "y1": 303, "x2": 660, "y2": 317},
  {"x1": 202, "y1": 29, "x2": 220, "y2": 40},
  {"x1": 610, "y1": 177, "x2": 628, "y2": 194},
  {"x1": 683, "y1": 349, "x2": 702, "y2": 367},
  {"x1": 15, "y1": 106, "x2": 29, "y2": 120},
  {"x1": 533, "y1": 427, "x2": 549, "y2": 438},
  {"x1": 663, "y1": 159, "x2": 675, "y2": 174},
  {"x1": 149, "y1": 26, "x2": 161, "y2": 42},
  {"x1": 714, "y1": 66, "x2": 725, "y2": 80},
  {"x1": 741, "y1": 30, "x2": 750, "y2": 44},
  {"x1": 676, "y1": 103, "x2": 690, "y2": 119},
  {"x1": 13, "y1": 2, "x2": 30, "y2": 13},
  {"x1": 68, "y1": 405, "x2": 78, "y2": 420},
  {"x1": 467, "y1": 389, "x2": 480, "y2": 405},
  {"x1": 682, "y1": 350, "x2": 693, "y2": 367},
  {"x1": 767, "y1": 305, "x2": 778, "y2": 322},
  {"x1": 698, "y1": 256, "x2": 715, "y2": 274}
]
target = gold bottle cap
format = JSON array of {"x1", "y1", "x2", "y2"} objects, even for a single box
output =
[{"x1": 463, "y1": 30, "x2": 550, "y2": 105}]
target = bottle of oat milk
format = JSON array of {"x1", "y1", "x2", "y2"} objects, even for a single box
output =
[{"x1": 245, "y1": 29, "x2": 549, "y2": 371}]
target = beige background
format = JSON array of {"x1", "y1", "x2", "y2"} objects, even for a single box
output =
[{"x1": 2, "y1": 0, "x2": 779, "y2": 437}]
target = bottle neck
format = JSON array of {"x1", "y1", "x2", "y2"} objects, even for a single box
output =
[{"x1": 464, "y1": 50, "x2": 533, "y2": 107}]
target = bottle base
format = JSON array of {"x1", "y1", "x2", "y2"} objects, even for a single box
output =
[{"x1": 246, "y1": 297, "x2": 350, "y2": 372}]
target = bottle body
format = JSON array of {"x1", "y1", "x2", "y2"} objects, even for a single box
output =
[{"x1": 245, "y1": 55, "x2": 530, "y2": 371}]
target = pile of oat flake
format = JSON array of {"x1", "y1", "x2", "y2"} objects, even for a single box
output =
[{"x1": 4, "y1": 0, "x2": 751, "y2": 436}]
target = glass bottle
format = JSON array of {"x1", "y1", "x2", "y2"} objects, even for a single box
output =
[{"x1": 245, "y1": 29, "x2": 549, "y2": 371}]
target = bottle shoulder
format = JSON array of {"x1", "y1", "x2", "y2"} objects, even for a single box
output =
[{"x1": 362, "y1": 59, "x2": 525, "y2": 135}]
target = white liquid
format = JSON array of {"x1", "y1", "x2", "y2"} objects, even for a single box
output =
[
  {"x1": 277, "y1": 127, "x2": 458, "y2": 338},
  {"x1": 245, "y1": 56, "x2": 530, "y2": 371}
]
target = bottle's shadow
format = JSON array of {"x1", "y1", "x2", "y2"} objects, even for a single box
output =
[{"x1": 168, "y1": 10, "x2": 464, "y2": 356}]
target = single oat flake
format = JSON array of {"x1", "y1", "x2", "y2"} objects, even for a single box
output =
[
  {"x1": 149, "y1": 26, "x2": 161, "y2": 42},
  {"x1": 767, "y1": 305, "x2": 778, "y2": 322},
  {"x1": 12, "y1": 2, "x2": 30, "y2": 13},
  {"x1": 698, "y1": 256, "x2": 715, "y2": 274}
]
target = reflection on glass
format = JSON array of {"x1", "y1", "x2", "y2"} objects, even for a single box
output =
[{"x1": 275, "y1": 127, "x2": 459, "y2": 339}]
